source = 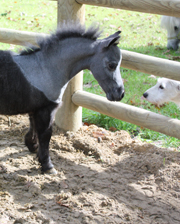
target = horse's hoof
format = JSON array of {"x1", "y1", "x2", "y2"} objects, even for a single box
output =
[
  {"x1": 43, "y1": 168, "x2": 57, "y2": 175},
  {"x1": 29, "y1": 147, "x2": 38, "y2": 153},
  {"x1": 25, "y1": 142, "x2": 38, "y2": 153},
  {"x1": 32, "y1": 144, "x2": 39, "y2": 152}
]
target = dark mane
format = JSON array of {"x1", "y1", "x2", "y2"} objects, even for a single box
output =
[
  {"x1": 20, "y1": 46, "x2": 40, "y2": 55},
  {"x1": 55, "y1": 22, "x2": 102, "y2": 41},
  {"x1": 20, "y1": 23, "x2": 102, "y2": 56}
]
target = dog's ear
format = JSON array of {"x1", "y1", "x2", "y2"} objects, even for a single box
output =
[{"x1": 177, "y1": 84, "x2": 180, "y2": 91}]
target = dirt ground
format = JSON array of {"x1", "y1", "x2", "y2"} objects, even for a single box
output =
[{"x1": 0, "y1": 114, "x2": 180, "y2": 224}]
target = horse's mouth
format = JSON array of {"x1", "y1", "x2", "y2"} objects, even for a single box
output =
[{"x1": 106, "y1": 88, "x2": 125, "y2": 101}]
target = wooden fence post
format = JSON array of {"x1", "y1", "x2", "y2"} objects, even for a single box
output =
[{"x1": 55, "y1": 0, "x2": 85, "y2": 132}]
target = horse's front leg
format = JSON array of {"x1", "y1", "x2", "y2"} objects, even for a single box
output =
[
  {"x1": 33, "y1": 105, "x2": 57, "y2": 174},
  {"x1": 25, "y1": 113, "x2": 39, "y2": 153}
]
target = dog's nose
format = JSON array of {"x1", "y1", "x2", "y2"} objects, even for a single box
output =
[{"x1": 143, "y1": 92, "x2": 148, "y2": 98}]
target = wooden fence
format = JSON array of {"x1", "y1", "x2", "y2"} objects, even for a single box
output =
[{"x1": 1, "y1": 0, "x2": 180, "y2": 139}]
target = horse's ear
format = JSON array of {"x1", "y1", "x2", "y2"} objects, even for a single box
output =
[
  {"x1": 102, "y1": 36, "x2": 120, "y2": 48},
  {"x1": 107, "y1": 31, "x2": 121, "y2": 39},
  {"x1": 109, "y1": 36, "x2": 120, "y2": 46},
  {"x1": 100, "y1": 31, "x2": 121, "y2": 49}
]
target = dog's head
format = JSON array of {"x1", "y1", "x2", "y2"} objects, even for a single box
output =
[{"x1": 143, "y1": 77, "x2": 180, "y2": 106}]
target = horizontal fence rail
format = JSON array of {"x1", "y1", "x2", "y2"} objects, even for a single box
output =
[
  {"x1": 1, "y1": 28, "x2": 180, "y2": 81},
  {"x1": 76, "y1": 0, "x2": 180, "y2": 18},
  {"x1": 0, "y1": 28, "x2": 48, "y2": 46},
  {"x1": 72, "y1": 90, "x2": 180, "y2": 139},
  {"x1": 121, "y1": 50, "x2": 180, "y2": 81}
]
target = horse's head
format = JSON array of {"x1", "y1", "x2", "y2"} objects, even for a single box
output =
[
  {"x1": 90, "y1": 31, "x2": 124, "y2": 101},
  {"x1": 161, "y1": 16, "x2": 180, "y2": 50}
]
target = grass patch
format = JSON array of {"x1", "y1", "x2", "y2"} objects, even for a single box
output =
[{"x1": 1, "y1": 1, "x2": 180, "y2": 148}]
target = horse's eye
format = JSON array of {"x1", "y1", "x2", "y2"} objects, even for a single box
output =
[
  {"x1": 107, "y1": 62, "x2": 117, "y2": 71},
  {"x1": 174, "y1": 26, "x2": 178, "y2": 31},
  {"x1": 159, "y1": 85, "x2": 164, "y2": 89}
]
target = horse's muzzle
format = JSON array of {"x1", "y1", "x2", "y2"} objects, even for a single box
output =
[
  {"x1": 106, "y1": 87, "x2": 125, "y2": 101},
  {"x1": 167, "y1": 39, "x2": 180, "y2": 50}
]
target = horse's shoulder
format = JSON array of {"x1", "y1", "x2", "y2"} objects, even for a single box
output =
[
  {"x1": 0, "y1": 50, "x2": 13, "y2": 62},
  {"x1": 0, "y1": 50, "x2": 18, "y2": 73}
]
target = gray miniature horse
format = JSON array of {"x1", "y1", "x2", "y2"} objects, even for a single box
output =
[
  {"x1": 0, "y1": 23, "x2": 124, "y2": 174},
  {"x1": 161, "y1": 16, "x2": 180, "y2": 50}
]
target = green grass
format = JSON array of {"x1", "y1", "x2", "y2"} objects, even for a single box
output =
[
  {"x1": 0, "y1": 0, "x2": 57, "y2": 51},
  {"x1": 1, "y1": 1, "x2": 180, "y2": 149}
]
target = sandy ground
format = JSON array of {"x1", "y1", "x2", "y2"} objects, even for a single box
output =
[{"x1": 0, "y1": 114, "x2": 180, "y2": 224}]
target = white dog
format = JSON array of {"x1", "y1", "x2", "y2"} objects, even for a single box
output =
[{"x1": 143, "y1": 77, "x2": 180, "y2": 107}]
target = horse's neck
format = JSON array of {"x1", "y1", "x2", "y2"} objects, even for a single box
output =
[
  {"x1": 56, "y1": 38, "x2": 96, "y2": 79},
  {"x1": 12, "y1": 38, "x2": 96, "y2": 103}
]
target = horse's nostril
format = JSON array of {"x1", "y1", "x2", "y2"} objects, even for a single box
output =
[
  {"x1": 121, "y1": 91, "x2": 125, "y2": 99},
  {"x1": 143, "y1": 92, "x2": 148, "y2": 98},
  {"x1": 118, "y1": 88, "x2": 124, "y2": 100}
]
